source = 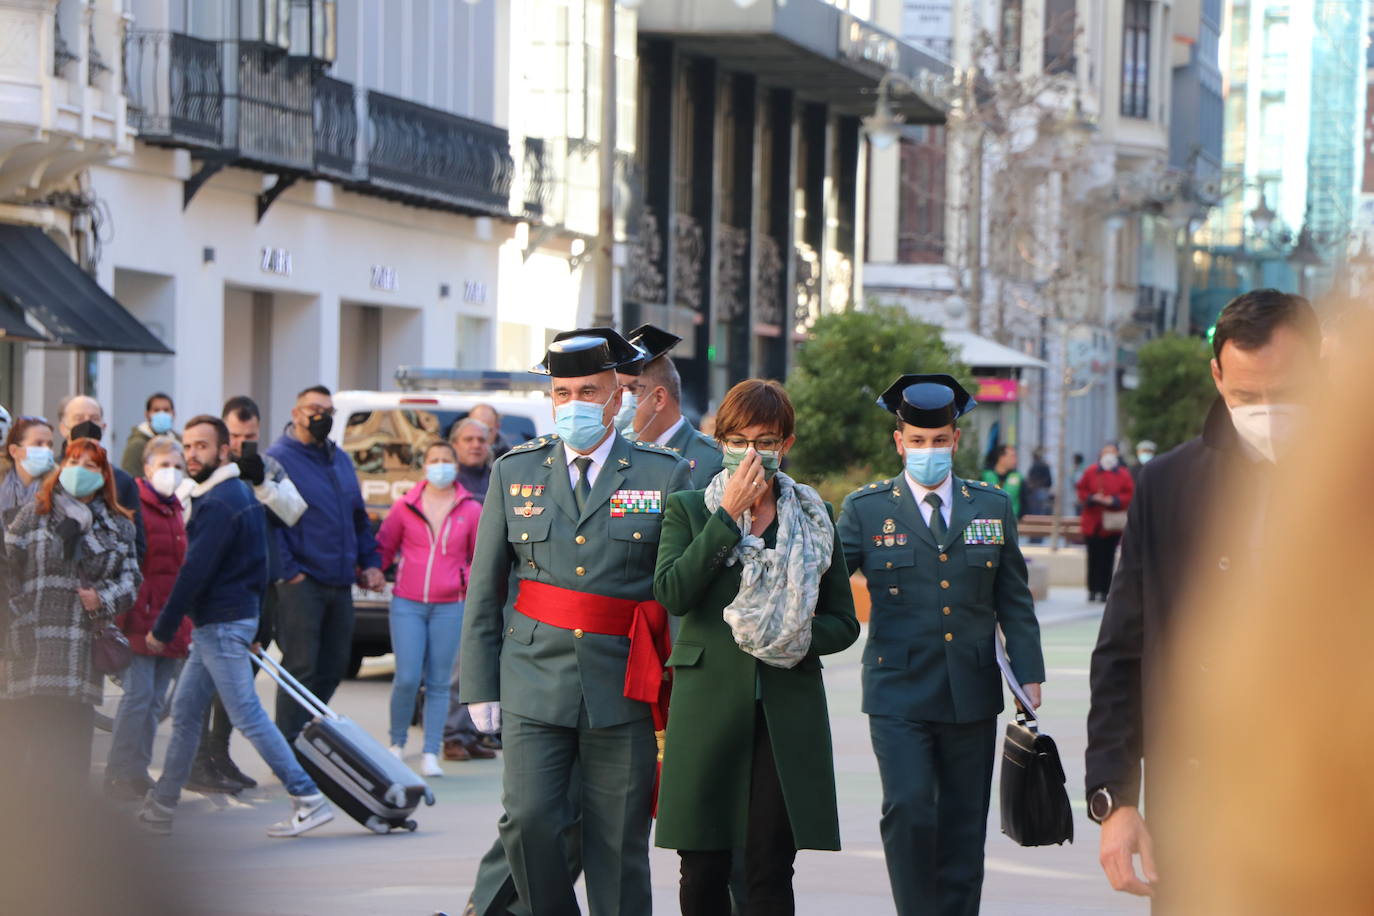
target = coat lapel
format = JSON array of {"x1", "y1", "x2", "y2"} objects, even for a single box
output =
[
  {"x1": 946, "y1": 477, "x2": 978, "y2": 547},
  {"x1": 889, "y1": 478, "x2": 937, "y2": 550},
  {"x1": 543, "y1": 442, "x2": 581, "y2": 524},
  {"x1": 579, "y1": 435, "x2": 632, "y2": 526}
]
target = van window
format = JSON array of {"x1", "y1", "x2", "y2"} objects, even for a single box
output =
[{"x1": 345, "y1": 409, "x2": 460, "y2": 512}]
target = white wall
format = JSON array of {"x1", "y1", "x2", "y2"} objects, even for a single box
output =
[{"x1": 109, "y1": 269, "x2": 177, "y2": 454}]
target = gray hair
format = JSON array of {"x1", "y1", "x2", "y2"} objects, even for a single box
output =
[
  {"x1": 142, "y1": 434, "x2": 184, "y2": 467},
  {"x1": 451, "y1": 417, "x2": 491, "y2": 442}
]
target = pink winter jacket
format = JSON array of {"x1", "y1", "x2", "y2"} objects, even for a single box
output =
[{"x1": 376, "y1": 481, "x2": 481, "y2": 604}]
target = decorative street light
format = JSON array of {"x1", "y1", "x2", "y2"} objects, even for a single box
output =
[{"x1": 1248, "y1": 191, "x2": 1276, "y2": 240}]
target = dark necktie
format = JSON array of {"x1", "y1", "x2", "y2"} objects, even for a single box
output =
[
  {"x1": 573, "y1": 457, "x2": 593, "y2": 512},
  {"x1": 925, "y1": 492, "x2": 947, "y2": 545}
]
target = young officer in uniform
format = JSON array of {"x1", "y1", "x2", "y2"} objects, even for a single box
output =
[
  {"x1": 459, "y1": 328, "x2": 691, "y2": 916},
  {"x1": 616, "y1": 325, "x2": 724, "y2": 490},
  {"x1": 837, "y1": 374, "x2": 1046, "y2": 916}
]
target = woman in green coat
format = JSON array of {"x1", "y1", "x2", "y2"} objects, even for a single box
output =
[{"x1": 653, "y1": 379, "x2": 859, "y2": 916}]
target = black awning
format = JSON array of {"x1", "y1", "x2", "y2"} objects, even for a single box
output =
[
  {"x1": 0, "y1": 291, "x2": 48, "y2": 343},
  {"x1": 0, "y1": 225, "x2": 173, "y2": 354}
]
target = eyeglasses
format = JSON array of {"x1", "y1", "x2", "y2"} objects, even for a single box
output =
[
  {"x1": 720, "y1": 436, "x2": 784, "y2": 454},
  {"x1": 301, "y1": 406, "x2": 336, "y2": 417}
]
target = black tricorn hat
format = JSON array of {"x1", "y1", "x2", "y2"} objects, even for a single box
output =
[
  {"x1": 877, "y1": 374, "x2": 977, "y2": 428},
  {"x1": 622, "y1": 324, "x2": 683, "y2": 376},
  {"x1": 531, "y1": 327, "x2": 642, "y2": 376}
]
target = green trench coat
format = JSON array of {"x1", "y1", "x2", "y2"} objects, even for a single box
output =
[{"x1": 652, "y1": 488, "x2": 860, "y2": 851}]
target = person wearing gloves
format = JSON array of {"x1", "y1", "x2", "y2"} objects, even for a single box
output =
[
  {"x1": 1077, "y1": 444, "x2": 1135, "y2": 602},
  {"x1": 653, "y1": 379, "x2": 859, "y2": 915},
  {"x1": 104, "y1": 436, "x2": 194, "y2": 801},
  {"x1": 138, "y1": 415, "x2": 332, "y2": 838},
  {"x1": 2, "y1": 415, "x2": 56, "y2": 518},
  {"x1": 375, "y1": 440, "x2": 481, "y2": 776},
  {"x1": 120, "y1": 393, "x2": 178, "y2": 478}
]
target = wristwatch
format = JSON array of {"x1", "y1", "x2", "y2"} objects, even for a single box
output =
[{"x1": 1087, "y1": 786, "x2": 1116, "y2": 824}]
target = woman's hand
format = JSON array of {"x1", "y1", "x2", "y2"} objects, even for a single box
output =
[
  {"x1": 77, "y1": 587, "x2": 100, "y2": 614},
  {"x1": 720, "y1": 448, "x2": 767, "y2": 519}
]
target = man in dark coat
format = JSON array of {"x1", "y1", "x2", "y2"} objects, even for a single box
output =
[{"x1": 1086, "y1": 289, "x2": 1321, "y2": 901}]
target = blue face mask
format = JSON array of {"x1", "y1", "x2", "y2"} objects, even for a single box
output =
[
  {"x1": 904, "y1": 446, "x2": 953, "y2": 487},
  {"x1": 614, "y1": 392, "x2": 638, "y2": 437},
  {"x1": 426, "y1": 462, "x2": 457, "y2": 489},
  {"x1": 20, "y1": 446, "x2": 55, "y2": 478},
  {"x1": 554, "y1": 391, "x2": 615, "y2": 452},
  {"x1": 59, "y1": 465, "x2": 104, "y2": 498},
  {"x1": 149, "y1": 411, "x2": 174, "y2": 434}
]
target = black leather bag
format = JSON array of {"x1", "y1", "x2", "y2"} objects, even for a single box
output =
[{"x1": 995, "y1": 635, "x2": 1074, "y2": 847}]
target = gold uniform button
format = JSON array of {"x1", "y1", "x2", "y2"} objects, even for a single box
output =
[
  {"x1": 877, "y1": 656, "x2": 884, "y2": 664},
  {"x1": 945, "y1": 633, "x2": 953, "y2": 642},
  {"x1": 527, "y1": 560, "x2": 536, "y2": 569},
  {"x1": 507, "y1": 627, "x2": 515, "y2": 635},
  {"x1": 939, "y1": 553, "x2": 948, "y2": 563},
  {"x1": 575, "y1": 566, "x2": 586, "y2": 576},
  {"x1": 885, "y1": 561, "x2": 894, "y2": 570},
  {"x1": 573, "y1": 628, "x2": 585, "y2": 638},
  {"x1": 633, "y1": 531, "x2": 642, "y2": 540},
  {"x1": 986, "y1": 561, "x2": 993, "y2": 568},
  {"x1": 521, "y1": 532, "x2": 529, "y2": 541},
  {"x1": 575, "y1": 535, "x2": 586, "y2": 545},
  {"x1": 942, "y1": 606, "x2": 951, "y2": 615},
  {"x1": 940, "y1": 579, "x2": 950, "y2": 589}
]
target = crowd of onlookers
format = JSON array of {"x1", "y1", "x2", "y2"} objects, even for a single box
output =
[{"x1": 0, "y1": 389, "x2": 504, "y2": 836}]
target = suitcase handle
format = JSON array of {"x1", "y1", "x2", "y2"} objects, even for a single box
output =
[{"x1": 251, "y1": 650, "x2": 339, "y2": 721}]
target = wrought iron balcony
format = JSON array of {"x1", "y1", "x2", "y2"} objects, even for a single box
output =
[
  {"x1": 314, "y1": 76, "x2": 358, "y2": 179},
  {"x1": 364, "y1": 91, "x2": 514, "y2": 213},
  {"x1": 522, "y1": 136, "x2": 556, "y2": 218},
  {"x1": 124, "y1": 30, "x2": 224, "y2": 148},
  {"x1": 235, "y1": 41, "x2": 314, "y2": 172}
]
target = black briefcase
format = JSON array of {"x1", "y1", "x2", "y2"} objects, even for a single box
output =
[
  {"x1": 995, "y1": 634, "x2": 1074, "y2": 847},
  {"x1": 999, "y1": 713, "x2": 1074, "y2": 846}
]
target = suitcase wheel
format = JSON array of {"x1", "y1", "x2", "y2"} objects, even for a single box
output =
[
  {"x1": 405, "y1": 820, "x2": 418, "y2": 832},
  {"x1": 364, "y1": 815, "x2": 391, "y2": 835}
]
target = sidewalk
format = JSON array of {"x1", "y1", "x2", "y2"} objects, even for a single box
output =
[{"x1": 96, "y1": 589, "x2": 1142, "y2": 915}]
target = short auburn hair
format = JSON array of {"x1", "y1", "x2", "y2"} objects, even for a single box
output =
[{"x1": 713, "y1": 379, "x2": 795, "y2": 442}]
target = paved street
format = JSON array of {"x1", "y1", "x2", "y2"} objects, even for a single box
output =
[{"x1": 96, "y1": 588, "x2": 1146, "y2": 916}]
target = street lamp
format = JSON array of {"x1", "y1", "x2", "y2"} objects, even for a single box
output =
[
  {"x1": 1248, "y1": 191, "x2": 1276, "y2": 240},
  {"x1": 862, "y1": 89, "x2": 904, "y2": 150}
]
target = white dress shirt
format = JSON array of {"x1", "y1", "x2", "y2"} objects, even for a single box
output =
[
  {"x1": 565, "y1": 430, "x2": 617, "y2": 489},
  {"x1": 905, "y1": 471, "x2": 954, "y2": 528},
  {"x1": 654, "y1": 415, "x2": 686, "y2": 446}
]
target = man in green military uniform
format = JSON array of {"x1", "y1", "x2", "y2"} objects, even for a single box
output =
[
  {"x1": 616, "y1": 324, "x2": 724, "y2": 489},
  {"x1": 459, "y1": 328, "x2": 691, "y2": 916},
  {"x1": 837, "y1": 374, "x2": 1046, "y2": 916}
]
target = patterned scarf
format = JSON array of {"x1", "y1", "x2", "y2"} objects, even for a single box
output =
[{"x1": 703, "y1": 469, "x2": 833, "y2": 668}]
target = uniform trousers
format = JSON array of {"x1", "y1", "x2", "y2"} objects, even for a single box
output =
[
  {"x1": 869, "y1": 715, "x2": 998, "y2": 916},
  {"x1": 495, "y1": 709, "x2": 656, "y2": 916}
]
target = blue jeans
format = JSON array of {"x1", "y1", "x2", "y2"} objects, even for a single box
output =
[
  {"x1": 388, "y1": 597, "x2": 463, "y2": 753},
  {"x1": 106, "y1": 654, "x2": 180, "y2": 782},
  {"x1": 154, "y1": 619, "x2": 317, "y2": 807}
]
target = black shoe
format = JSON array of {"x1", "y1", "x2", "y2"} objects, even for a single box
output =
[
  {"x1": 476, "y1": 733, "x2": 502, "y2": 751},
  {"x1": 185, "y1": 759, "x2": 243, "y2": 796},
  {"x1": 213, "y1": 754, "x2": 258, "y2": 789}
]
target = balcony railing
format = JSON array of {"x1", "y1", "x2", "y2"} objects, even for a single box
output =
[
  {"x1": 365, "y1": 91, "x2": 514, "y2": 213},
  {"x1": 522, "y1": 136, "x2": 556, "y2": 218},
  {"x1": 235, "y1": 41, "x2": 314, "y2": 171},
  {"x1": 314, "y1": 76, "x2": 358, "y2": 178},
  {"x1": 124, "y1": 30, "x2": 224, "y2": 148}
]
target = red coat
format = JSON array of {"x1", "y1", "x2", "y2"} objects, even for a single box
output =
[
  {"x1": 119, "y1": 479, "x2": 193, "y2": 657},
  {"x1": 1077, "y1": 463, "x2": 1135, "y2": 539}
]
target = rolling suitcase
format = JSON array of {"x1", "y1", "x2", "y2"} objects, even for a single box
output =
[{"x1": 254, "y1": 652, "x2": 435, "y2": 834}]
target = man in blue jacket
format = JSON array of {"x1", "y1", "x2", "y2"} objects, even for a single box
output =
[
  {"x1": 268, "y1": 385, "x2": 383, "y2": 741},
  {"x1": 138, "y1": 415, "x2": 333, "y2": 837}
]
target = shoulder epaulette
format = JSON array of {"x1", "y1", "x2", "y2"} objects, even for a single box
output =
[
  {"x1": 969, "y1": 478, "x2": 1011, "y2": 501},
  {"x1": 632, "y1": 439, "x2": 680, "y2": 457},
  {"x1": 502, "y1": 434, "x2": 558, "y2": 457},
  {"x1": 851, "y1": 477, "x2": 897, "y2": 500}
]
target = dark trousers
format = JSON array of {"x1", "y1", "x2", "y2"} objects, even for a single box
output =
[
  {"x1": 0, "y1": 695, "x2": 94, "y2": 795},
  {"x1": 274, "y1": 577, "x2": 355, "y2": 741},
  {"x1": 869, "y1": 715, "x2": 997, "y2": 916},
  {"x1": 680, "y1": 705, "x2": 796, "y2": 916},
  {"x1": 1085, "y1": 533, "x2": 1122, "y2": 597}
]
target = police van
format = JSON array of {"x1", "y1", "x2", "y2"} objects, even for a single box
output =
[{"x1": 331, "y1": 369, "x2": 554, "y2": 675}]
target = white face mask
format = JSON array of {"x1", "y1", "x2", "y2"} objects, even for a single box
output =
[
  {"x1": 1100, "y1": 454, "x2": 1119, "y2": 471},
  {"x1": 1229, "y1": 404, "x2": 1300, "y2": 463},
  {"x1": 150, "y1": 466, "x2": 185, "y2": 497}
]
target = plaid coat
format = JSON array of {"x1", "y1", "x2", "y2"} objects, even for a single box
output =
[{"x1": 3, "y1": 494, "x2": 141, "y2": 704}]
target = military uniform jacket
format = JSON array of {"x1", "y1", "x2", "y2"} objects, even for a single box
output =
[
  {"x1": 661, "y1": 419, "x2": 724, "y2": 490},
  {"x1": 838, "y1": 475, "x2": 1045, "y2": 724},
  {"x1": 458, "y1": 432, "x2": 691, "y2": 729}
]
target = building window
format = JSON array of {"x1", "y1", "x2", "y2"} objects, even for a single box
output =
[
  {"x1": 999, "y1": 0, "x2": 1023, "y2": 71},
  {"x1": 1043, "y1": 0, "x2": 1076, "y2": 75},
  {"x1": 1121, "y1": 0, "x2": 1151, "y2": 119},
  {"x1": 897, "y1": 126, "x2": 946, "y2": 264}
]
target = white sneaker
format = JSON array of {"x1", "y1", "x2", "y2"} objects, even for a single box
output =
[
  {"x1": 267, "y1": 792, "x2": 334, "y2": 838},
  {"x1": 420, "y1": 752, "x2": 444, "y2": 778},
  {"x1": 389, "y1": 745, "x2": 404, "y2": 760}
]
